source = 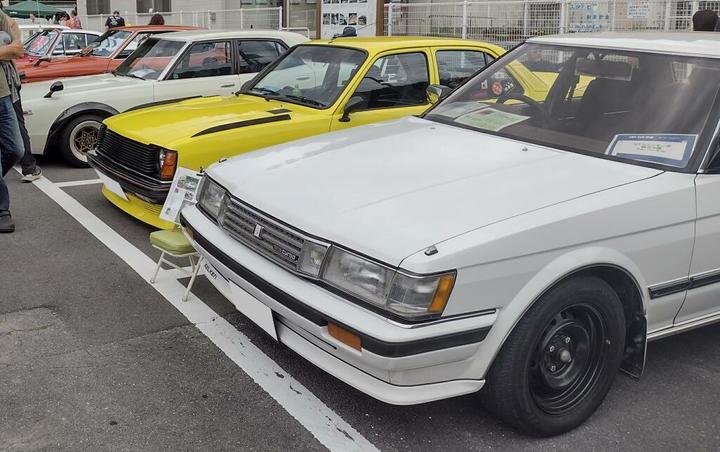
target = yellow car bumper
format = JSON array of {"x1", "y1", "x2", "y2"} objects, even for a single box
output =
[{"x1": 102, "y1": 186, "x2": 175, "y2": 230}]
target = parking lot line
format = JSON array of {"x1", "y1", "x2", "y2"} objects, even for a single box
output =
[
  {"x1": 54, "y1": 179, "x2": 104, "y2": 188},
  {"x1": 25, "y1": 173, "x2": 380, "y2": 452}
]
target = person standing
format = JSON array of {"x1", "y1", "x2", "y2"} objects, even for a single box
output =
[
  {"x1": 68, "y1": 10, "x2": 82, "y2": 29},
  {"x1": 692, "y1": 9, "x2": 718, "y2": 31},
  {"x1": 0, "y1": 8, "x2": 27, "y2": 233},
  {"x1": 148, "y1": 13, "x2": 164, "y2": 25},
  {"x1": 14, "y1": 88, "x2": 42, "y2": 183},
  {"x1": 29, "y1": 13, "x2": 36, "y2": 24},
  {"x1": 105, "y1": 11, "x2": 126, "y2": 30}
]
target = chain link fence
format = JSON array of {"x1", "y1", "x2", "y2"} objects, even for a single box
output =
[
  {"x1": 75, "y1": 8, "x2": 283, "y2": 33},
  {"x1": 384, "y1": 0, "x2": 720, "y2": 47}
]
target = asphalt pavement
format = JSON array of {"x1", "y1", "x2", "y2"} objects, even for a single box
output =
[{"x1": 1, "y1": 159, "x2": 719, "y2": 451}]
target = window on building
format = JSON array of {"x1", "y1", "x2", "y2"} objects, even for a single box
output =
[
  {"x1": 137, "y1": 0, "x2": 172, "y2": 13},
  {"x1": 87, "y1": 0, "x2": 111, "y2": 15},
  {"x1": 353, "y1": 52, "x2": 430, "y2": 109}
]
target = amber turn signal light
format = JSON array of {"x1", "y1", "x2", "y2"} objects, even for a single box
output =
[
  {"x1": 160, "y1": 150, "x2": 178, "y2": 181},
  {"x1": 428, "y1": 273, "x2": 456, "y2": 313},
  {"x1": 328, "y1": 323, "x2": 361, "y2": 351}
]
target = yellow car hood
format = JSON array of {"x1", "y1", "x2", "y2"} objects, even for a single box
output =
[{"x1": 103, "y1": 95, "x2": 310, "y2": 149}]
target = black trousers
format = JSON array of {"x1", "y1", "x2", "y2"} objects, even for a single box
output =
[{"x1": 12, "y1": 93, "x2": 37, "y2": 174}]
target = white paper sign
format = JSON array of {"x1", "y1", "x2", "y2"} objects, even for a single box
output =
[
  {"x1": 160, "y1": 167, "x2": 203, "y2": 224},
  {"x1": 95, "y1": 169, "x2": 128, "y2": 201},
  {"x1": 627, "y1": 1, "x2": 650, "y2": 19},
  {"x1": 606, "y1": 134, "x2": 697, "y2": 167},
  {"x1": 320, "y1": 0, "x2": 377, "y2": 38}
]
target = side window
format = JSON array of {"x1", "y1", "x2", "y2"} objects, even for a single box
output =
[
  {"x1": 170, "y1": 41, "x2": 233, "y2": 80},
  {"x1": 354, "y1": 52, "x2": 430, "y2": 110},
  {"x1": 116, "y1": 32, "x2": 152, "y2": 59},
  {"x1": 237, "y1": 40, "x2": 284, "y2": 74},
  {"x1": 63, "y1": 33, "x2": 88, "y2": 55},
  {"x1": 436, "y1": 50, "x2": 489, "y2": 88}
]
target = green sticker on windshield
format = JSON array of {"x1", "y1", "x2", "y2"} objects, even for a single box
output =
[{"x1": 455, "y1": 107, "x2": 529, "y2": 132}]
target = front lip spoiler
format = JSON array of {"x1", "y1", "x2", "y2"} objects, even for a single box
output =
[
  {"x1": 88, "y1": 151, "x2": 170, "y2": 204},
  {"x1": 180, "y1": 213, "x2": 492, "y2": 358}
]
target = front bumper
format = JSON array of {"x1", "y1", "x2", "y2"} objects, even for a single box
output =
[
  {"x1": 181, "y1": 206, "x2": 496, "y2": 405},
  {"x1": 90, "y1": 152, "x2": 174, "y2": 230}
]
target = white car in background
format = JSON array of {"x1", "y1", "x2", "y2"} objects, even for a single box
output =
[
  {"x1": 21, "y1": 29, "x2": 307, "y2": 167},
  {"x1": 181, "y1": 32, "x2": 720, "y2": 436},
  {"x1": 21, "y1": 25, "x2": 102, "y2": 59}
]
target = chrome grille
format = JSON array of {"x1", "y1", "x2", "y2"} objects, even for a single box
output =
[
  {"x1": 221, "y1": 197, "x2": 306, "y2": 270},
  {"x1": 97, "y1": 128, "x2": 159, "y2": 176}
]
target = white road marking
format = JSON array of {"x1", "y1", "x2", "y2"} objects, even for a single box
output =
[
  {"x1": 55, "y1": 179, "x2": 103, "y2": 188},
  {"x1": 26, "y1": 173, "x2": 379, "y2": 452}
]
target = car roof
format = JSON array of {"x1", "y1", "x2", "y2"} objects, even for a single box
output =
[
  {"x1": 113, "y1": 25, "x2": 198, "y2": 32},
  {"x1": 529, "y1": 32, "x2": 720, "y2": 58},
  {"x1": 157, "y1": 29, "x2": 309, "y2": 44},
  {"x1": 307, "y1": 36, "x2": 501, "y2": 52},
  {"x1": 19, "y1": 24, "x2": 68, "y2": 30}
]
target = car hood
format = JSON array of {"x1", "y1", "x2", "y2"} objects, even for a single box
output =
[
  {"x1": 103, "y1": 94, "x2": 317, "y2": 149},
  {"x1": 209, "y1": 116, "x2": 663, "y2": 266},
  {"x1": 22, "y1": 72, "x2": 147, "y2": 100}
]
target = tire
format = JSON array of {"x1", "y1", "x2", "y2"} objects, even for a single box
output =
[
  {"x1": 481, "y1": 276, "x2": 626, "y2": 437},
  {"x1": 59, "y1": 114, "x2": 105, "y2": 168}
]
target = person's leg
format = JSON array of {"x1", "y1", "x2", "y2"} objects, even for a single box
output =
[
  {"x1": 0, "y1": 95, "x2": 26, "y2": 232},
  {"x1": 13, "y1": 93, "x2": 42, "y2": 180}
]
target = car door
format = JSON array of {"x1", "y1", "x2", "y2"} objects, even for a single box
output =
[
  {"x1": 236, "y1": 39, "x2": 287, "y2": 86},
  {"x1": 677, "y1": 157, "x2": 720, "y2": 323},
  {"x1": 330, "y1": 49, "x2": 434, "y2": 131},
  {"x1": 154, "y1": 40, "x2": 240, "y2": 101}
]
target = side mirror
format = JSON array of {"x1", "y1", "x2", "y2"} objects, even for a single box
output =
[
  {"x1": 339, "y1": 96, "x2": 365, "y2": 123},
  {"x1": 44, "y1": 81, "x2": 64, "y2": 99},
  {"x1": 33, "y1": 56, "x2": 51, "y2": 67},
  {"x1": 426, "y1": 84, "x2": 451, "y2": 105}
]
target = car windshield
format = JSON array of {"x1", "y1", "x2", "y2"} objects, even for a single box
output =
[
  {"x1": 24, "y1": 30, "x2": 59, "y2": 56},
  {"x1": 88, "y1": 29, "x2": 131, "y2": 57},
  {"x1": 113, "y1": 37, "x2": 185, "y2": 80},
  {"x1": 247, "y1": 45, "x2": 366, "y2": 108},
  {"x1": 426, "y1": 43, "x2": 720, "y2": 170}
]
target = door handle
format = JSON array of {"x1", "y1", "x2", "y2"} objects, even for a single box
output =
[{"x1": 221, "y1": 83, "x2": 236, "y2": 88}]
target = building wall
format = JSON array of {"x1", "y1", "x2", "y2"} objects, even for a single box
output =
[{"x1": 76, "y1": 0, "x2": 230, "y2": 16}]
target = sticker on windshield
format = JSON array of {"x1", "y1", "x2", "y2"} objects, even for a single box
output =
[
  {"x1": 455, "y1": 107, "x2": 529, "y2": 132},
  {"x1": 606, "y1": 134, "x2": 697, "y2": 167}
]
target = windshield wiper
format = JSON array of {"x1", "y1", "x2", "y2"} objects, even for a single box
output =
[{"x1": 282, "y1": 94, "x2": 324, "y2": 107}]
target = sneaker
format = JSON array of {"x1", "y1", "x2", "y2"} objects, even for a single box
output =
[
  {"x1": 21, "y1": 166, "x2": 42, "y2": 183},
  {"x1": 0, "y1": 213, "x2": 14, "y2": 233}
]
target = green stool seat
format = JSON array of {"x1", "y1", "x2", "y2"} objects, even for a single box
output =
[{"x1": 150, "y1": 230, "x2": 195, "y2": 255}]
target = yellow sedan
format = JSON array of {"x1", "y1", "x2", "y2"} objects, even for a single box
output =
[{"x1": 89, "y1": 37, "x2": 506, "y2": 229}]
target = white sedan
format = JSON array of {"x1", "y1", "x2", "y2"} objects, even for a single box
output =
[
  {"x1": 22, "y1": 29, "x2": 307, "y2": 167},
  {"x1": 181, "y1": 32, "x2": 720, "y2": 436}
]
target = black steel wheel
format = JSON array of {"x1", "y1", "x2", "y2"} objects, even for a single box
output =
[{"x1": 481, "y1": 276, "x2": 625, "y2": 437}]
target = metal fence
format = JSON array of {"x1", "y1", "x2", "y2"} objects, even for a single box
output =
[
  {"x1": 384, "y1": 0, "x2": 720, "y2": 47},
  {"x1": 73, "y1": 8, "x2": 283, "y2": 32}
]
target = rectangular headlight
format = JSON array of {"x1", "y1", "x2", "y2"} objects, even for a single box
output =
[
  {"x1": 321, "y1": 247, "x2": 456, "y2": 319},
  {"x1": 323, "y1": 248, "x2": 394, "y2": 307},
  {"x1": 197, "y1": 177, "x2": 225, "y2": 220}
]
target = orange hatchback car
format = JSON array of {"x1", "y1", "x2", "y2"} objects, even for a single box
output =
[{"x1": 18, "y1": 25, "x2": 197, "y2": 83}]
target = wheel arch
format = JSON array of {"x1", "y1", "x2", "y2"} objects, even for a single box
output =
[
  {"x1": 44, "y1": 102, "x2": 119, "y2": 154},
  {"x1": 478, "y1": 247, "x2": 649, "y2": 381}
]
